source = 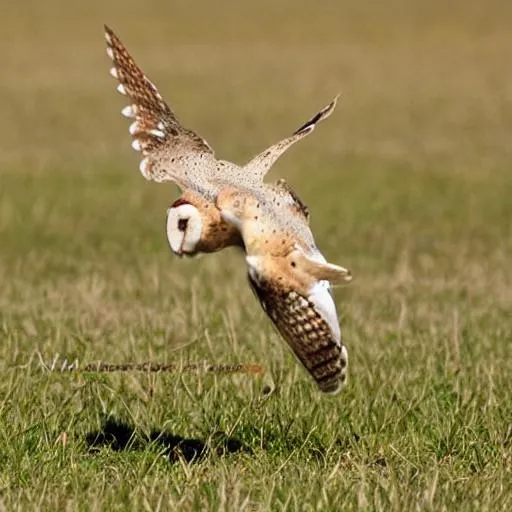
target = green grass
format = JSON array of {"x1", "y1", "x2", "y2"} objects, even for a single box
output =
[{"x1": 1, "y1": 0, "x2": 511, "y2": 509}]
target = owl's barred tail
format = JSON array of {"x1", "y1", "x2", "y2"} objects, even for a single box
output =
[
  {"x1": 279, "y1": 315, "x2": 348, "y2": 394},
  {"x1": 248, "y1": 274, "x2": 348, "y2": 394},
  {"x1": 314, "y1": 344, "x2": 348, "y2": 394}
]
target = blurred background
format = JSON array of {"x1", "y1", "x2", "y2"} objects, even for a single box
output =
[
  {"x1": 3, "y1": 0, "x2": 512, "y2": 171},
  {"x1": 1, "y1": 0, "x2": 511, "y2": 371}
]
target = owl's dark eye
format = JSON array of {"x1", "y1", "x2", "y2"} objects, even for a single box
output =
[{"x1": 178, "y1": 218, "x2": 189, "y2": 232}]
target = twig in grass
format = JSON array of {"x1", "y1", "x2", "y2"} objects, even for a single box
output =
[{"x1": 32, "y1": 353, "x2": 264, "y2": 376}]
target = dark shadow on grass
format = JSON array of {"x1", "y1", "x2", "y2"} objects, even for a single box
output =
[{"x1": 85, "y1": 417, "x2": 249, "y2": 463}]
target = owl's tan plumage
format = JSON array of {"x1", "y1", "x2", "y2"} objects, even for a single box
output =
[
  {"x1": 104, "y1": 25, "x2": 336, "y2": 253},
  {"x1": 105, "y1": 24, "x2": 337, "y2": 186},
  {"x1": 216, "y1": 187, "x2": 352, "y2": 393},
  {"x1": 105, "y1": 26, "x2": 351, "y2": 392}
]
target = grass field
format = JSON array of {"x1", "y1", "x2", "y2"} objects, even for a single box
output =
[{"x1": 1, "y1": 0, "x2": 511, "y2": 509}]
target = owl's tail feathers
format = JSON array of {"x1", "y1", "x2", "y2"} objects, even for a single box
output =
[{"x1": 296, "y1": 253, "x2": 352, "y2": 285}]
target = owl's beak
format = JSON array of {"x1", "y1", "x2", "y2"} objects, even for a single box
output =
[{"x1": 174, "y1": 246, "x2": 194, "y2": 258}]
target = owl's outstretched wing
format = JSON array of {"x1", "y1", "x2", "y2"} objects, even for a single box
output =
[
  {"x1": 243, "y1": 96, "x2": 339, "y2": 179},
  {"x1": 246, "y1": 254, "x2": 349, "y2": 394},
  {"x1": 105, "y1": 25, "x2": 216, "y2": 189}
]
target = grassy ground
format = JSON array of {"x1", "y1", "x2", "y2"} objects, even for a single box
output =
[{"x1": 1, "y1": 0, "x2": 511, "y2": 509}]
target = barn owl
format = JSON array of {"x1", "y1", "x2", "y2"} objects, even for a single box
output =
[
  {"x1": 104, "y1": 26, "x2": 351, "y2": 393},
  {"x1": 104, "y1": 25, "x2": 337, "y2": 256}
]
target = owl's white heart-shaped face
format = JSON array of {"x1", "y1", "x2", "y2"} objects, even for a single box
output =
[{"x1": 166, "y1": 199, "x2": 203, "y2": 256}]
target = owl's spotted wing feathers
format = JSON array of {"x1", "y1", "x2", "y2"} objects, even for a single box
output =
[
  {"x1": 248, "y1": 270, "x2": 347, "y2": 394},
  {"x1": 244, "y1": 96, "x2": 339, "y2": 179},
  {"x1": 104, "y1": 25, "x2": 214, "y2": 188},
  {"x1": 217, "y1": 187, "x2": 351, "y2": 393}
]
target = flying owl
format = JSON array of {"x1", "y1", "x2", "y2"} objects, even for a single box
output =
[
  {"x1": 104, "y1": 25, "x2": 337, "y2": 256},
  {"x1": 104, "y1": 26, "x2": 352, "y2": 393}
]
